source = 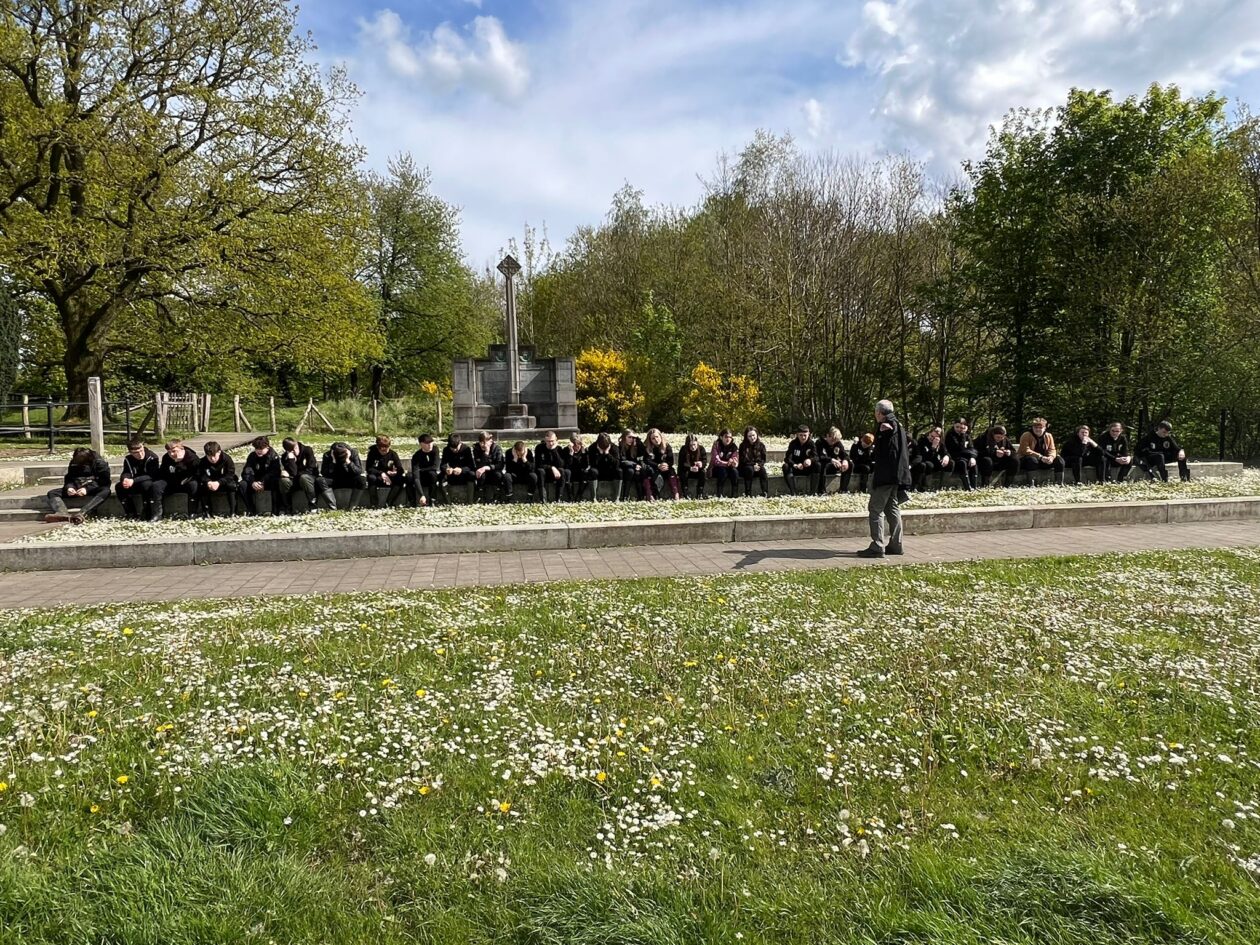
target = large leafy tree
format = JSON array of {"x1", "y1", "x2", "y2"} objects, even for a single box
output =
[
  {"x1": 0, "y1": 0, "x2": 379, "y2": 405},
  {"x1": 359, "y1": 155, "x2": 497, "y2": 399}
]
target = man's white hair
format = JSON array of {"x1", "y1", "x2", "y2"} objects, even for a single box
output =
[{"x1": 876, "y1": 399, "x2": 895, "y2": 417}]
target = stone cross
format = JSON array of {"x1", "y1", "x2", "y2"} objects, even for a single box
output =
[{"x1": 497, "y1": 254, "x2": 523, "y2": 406}]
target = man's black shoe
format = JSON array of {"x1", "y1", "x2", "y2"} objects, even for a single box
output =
[
  {"x1": 856, "y1": 545, "x2": 885, "y2": 559},
  {"x1": 885, "y1": 544, "x2": 904, "y2": 555}
]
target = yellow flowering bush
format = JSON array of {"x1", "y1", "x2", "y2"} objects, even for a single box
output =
[{"x1": 575, "y1": 347, "x2": 645, "y2": 430}]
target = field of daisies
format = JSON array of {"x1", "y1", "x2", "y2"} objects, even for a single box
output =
[
  {"x1": 17, "y1": 472, "x2": 1260, "y2": 545},
  {"x1": 2, "y1": 549, "x2": 1260, "y2": 942}
]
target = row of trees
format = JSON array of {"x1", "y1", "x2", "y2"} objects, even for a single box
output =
[
  {"x1": 520, "y1": 88, "x2": 1260, "y2": 458},
  {"x1": 0, "y1": 0, "x2": 496, "y2": 409}
]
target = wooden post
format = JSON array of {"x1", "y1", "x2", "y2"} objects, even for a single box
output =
[
  {"x1": 155, "y1": 392, "x2": 167, "y2": 441},
  {"x1": 311, "y1": 401, "x2": 335, "y2": 432},
  {"x1": 21, "y1": 394, "x2": 29, "y2": 439},
  {"x1": 233, "y1": 395, "x2": 241, "y2": 433},
  {"x1": 294, "y1": 398, "x2": 313, "y2": 436},
  {"x1": 203, "y1": 393, "x2": 212, "y2": 431},
  {"x1": 371, "y1": 398, "x2": 379, "y2": 435},
  {"x1": 436, "y1": 397, "x2": 443, "y2": 434},
  {"x1": 269, "y1": 396, "x2": 276, "y2": 434},
  {"x1": 87, "y1": 376, "x2": 106, "y2": 456}
]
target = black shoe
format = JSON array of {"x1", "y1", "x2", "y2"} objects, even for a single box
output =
[
  {"x1": 885, "y1": 544, "x2": 904, "y2": 555},
  {"x1": 856, "y1": 545, "x2": 885, "y2": 559}
]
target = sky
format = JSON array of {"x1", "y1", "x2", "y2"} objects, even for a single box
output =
[{"x1": 295, "y1": 0, "x2": 1260, "y2": 267}]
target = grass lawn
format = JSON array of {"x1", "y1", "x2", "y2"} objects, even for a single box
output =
[{"x1": 2, "y1": 549, "x2": 1260, "y2": 942}]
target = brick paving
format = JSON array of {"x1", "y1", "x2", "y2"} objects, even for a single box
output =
[{"x1": 0, "y1": 520, "x2": 1256, "y2": 609}]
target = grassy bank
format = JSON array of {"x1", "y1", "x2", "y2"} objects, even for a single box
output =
[{"x1": 2, "y1": 550, "x2": 1259, "y2": 942}]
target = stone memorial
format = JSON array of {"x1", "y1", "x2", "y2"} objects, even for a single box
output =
[{"x1": 452, "y1": 255, "x2": 578, "y2": 437}]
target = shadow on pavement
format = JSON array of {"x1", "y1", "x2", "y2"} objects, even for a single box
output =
[{"x1": 724, "y1": 547, "x2": 860, "y2": 570}]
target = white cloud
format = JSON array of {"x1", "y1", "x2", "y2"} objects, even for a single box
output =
[
  {"x1": 357, "y1": 9, "x2": 529, "y2": 101},
  {"x1": 803, "y1": 97, "x2": 827, "y2": 138},
  {"x1": 845, "y1": 0, "x2": 1260, "y2": 167}
]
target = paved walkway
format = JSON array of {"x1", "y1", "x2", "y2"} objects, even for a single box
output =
[{"x1": 1, "y1": 520, "x2": 1256, "y2": 609}]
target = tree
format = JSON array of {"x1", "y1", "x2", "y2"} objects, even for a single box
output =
[
  {"x1": 0, "y1": 280, "x2": 17, "y2": 404},
  {"x1": 0, "y1": 0, "x2": 378, "y2": 406},
  {"x1": 575, "y1": 347, "x2": 644, "y2": 430},
  {"x1": 626, "y1": 292, "x2": 682, "y2": 428},
  {"x1": 361, "y1": 155, "x2": 498, "y2": 399},
  {"x1": 681, "y1": 362, "x2": 766, "y2": 432}
]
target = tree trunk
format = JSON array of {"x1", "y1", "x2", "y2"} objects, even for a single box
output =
[
  {"x1": 371, "y1": 364, "x2": 385, "y2": 402},
  {"x1": 61, "y1": 299, "x2": 109, "y2": 420},
  {"x1": 348, "y1": 368, "x2": 360, "y2": 398}
]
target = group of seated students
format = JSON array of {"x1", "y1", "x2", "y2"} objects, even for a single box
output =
[{"x1": 44, "y1": 418, "x2": 1193, "y2": 522}]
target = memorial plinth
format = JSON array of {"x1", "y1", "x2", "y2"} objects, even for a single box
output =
[{"x1": 453, "y1": 345, "x2": 578, "y2": 438}]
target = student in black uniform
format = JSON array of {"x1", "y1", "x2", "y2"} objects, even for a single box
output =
[
  {"x1": 913, "y1": 427, "x2": 951, "y2": 491},
  {"x1": 1139, "y1": 421, "x2": 1191, "y2": 482},
  {"x1": 678, "y1": 433, "x2": 708, "y2": 499},
  {"x1": 534, "y1": 430, "x2": 570, "y2": 503},
  {"x1": 618, "y1": 428, "x2": 647, "y2": 501},
  {"x1": 197, "y1": 441, "x2": 239, "y2": 517},
  {"x1": 739, "y1": 426, "x2": 769, "y2": 497},
  {"x1": 319, "y1": 441, "x2": 368, "y2": 510},
  {"x1": 278, "y1": 437, "x2": 331, "y2": 512},
  {"x1": 815, "y1": 427, "x2": 851, "y2": 494},
  {"x1": 565, "y1": 433, "x2": 591, "y2": 501},
  {"x1": 587, "y1": 432, "x2": 621, "y2": 500},
  {"x1": 505, "y1": 440, "x2": 540, "y2": 500},
  {"x1": 441, "y1": 433, "x2": 476, "y2": 493},
  {"x1": 152, "y1": 438, "x2": 200, "y2": 520},
  {"x1": 46, "y1": 447, "x2": 112, "y2": 523},
  {"x1": 1060, "y1": 425, "x2": 1102, "y2": 485},
  {"x1": 472, "y1": 431, "x2": 512, "y2": 502},
  {"x1": 943, "y1": 419, "x2": 979, "y2": 491},
  {"x1": 782, "y1": 425, "x2": 816, "y2": 494},
  {"x1": 409, "y1": 434, "x2": 440, "y2": 506},
  {"x1": 975, "y1": 424, "x2": 1019, "y2": 487},
  {"x1": 1096, "y1": 422, "x2": 1133, "y2": 482},
  {"x1": 642, "y1": 428, "x2": 680, "y2": 500},
  {"x1": 365, "y1": 435, "x2": 411, "y2": 507},
  {"x1": 240, "y1": 436, "x2": 282, "y2": 515},
  {"x1": 849, "y1": 433, "x2": 875, "y2": 492},
  {"x1": 116, "y1": 437, "x2": 162, "y2": 520},
  {"x1": 709, "y1": 429, "x2": 740, "y2": 498}
]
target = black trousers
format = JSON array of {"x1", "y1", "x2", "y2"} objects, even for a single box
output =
[
  {"x1": 47, "y1": 484, "x2": 111, "y2": 517},
  {"x1": 712, "y1": 466, "x2": 739, "y2": 497},
  {"x1": 740, "y1": 465, "x2": 769, "y2": 497},
  {"x1": 978, "y1": 455, "x2": 1018, "y2": 487},
  {"x1": 116, "y1": 477, "x2": 159, "y2": 518},
  {"x1": 952, "y1": 454, "x2": 979, "y2": 490},
  {"x1": 1141, "y1": 452, "x2": 1190, "y2": 482},
  {"x1": 912, "y1": 460, "x2": 947, "y2": 491},
  {"x1": 368, "y1": 470, "x2": 413, "y2": 507},
  {"x1": 475, "y1": 469, "x2": 512, "y2": 500},
  {"x1": 151, "y1": 478, "x2": 198, "y2": 519},
  {"x1": 280, "y1": 472, "x2": 336, "y2": 512},
  {"x1": 1065, "y1": 449, "x2": 1102, "y2": 485},
  {"x1": 850, "y1": 462, "x2": 873, "y2": 493},
  {"x1": 199, "y1": 482, "x2": 239, "y2": 516},
  {"x1": 537, "y1": 467, "x2": 570, "y2": 502},
  {"x1": 1020, "y1": 455, "x2": 1065, "y2": 485},
  {"x1": 326, "y1": 471, "x2": 368, "y2": 510},
  {"x1": 679, "y1": 467, "x2": 707, "y2": 498},
  {"x1": 816, "y1": 467, "x2": 852, "y2": 494},
  {"x1": 414, "y1": 468, "x2": 442, "y2": 504},
  {"x1": 1098, "y1": 455, "x2": 1133, "y2": 483},
  {"x1": 239, "y1": 479, "x2": 280, "y2": 515},
  {"x1": 619, "y1": 463, "x2": 646, "y2": 500},
  {"x1": 782, "y1": 464, "x2": 815, "y2": 495},
  {"x1": 509, "y1": 469, "x2": 541, "y2": 500}
]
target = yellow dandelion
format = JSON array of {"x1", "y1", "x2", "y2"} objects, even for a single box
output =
[
  {"x1": 86, "y1": 710, "x2": 98, "y2": 719},
  {"x1": 115, "y1": 775, "x2": 129, "y2": 785},
  {"x1": 419, "y1": 785, "x2": 432, "y2": 796},
  {"x1": 121, "y1": 627, "x2": 134, "y2": 637},
  {"x1": 333, "y1": 691, "x2": 346, "y2": 700},
  {"x1": 498, "y1": 801, "x2": 512, "y2": 813},
  {"x1": 380, "y1": 678, "x2": 394, "y2": 688},
  {"x1": 298, "y1": 690, "x2": 309, "y2": 699},
  {"x1": 0, "y1": 781, "x2": 8, "y2": 793},
  {"x1": 650, "y1": 776, "x2": 662, "y2": 788},
  {"x1": 89, "y1": 804, "x2": 101, "y2": 814},
  {"x1": 596, "y1": 771, "x2": 608, "y2": 783},
  {"x1": 414, "y1": 688, "x2": 427, "y2": 699}
]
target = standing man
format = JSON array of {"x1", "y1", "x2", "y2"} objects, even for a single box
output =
[{"x1": 858, "y1": 399, "x2": 911, "y2": 558}]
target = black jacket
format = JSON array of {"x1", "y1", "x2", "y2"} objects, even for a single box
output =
[
  {"x1": 976, "y1": 432, "x2": 1016, "y2": 463},
  {"x1": 644, "y1": 442, "x2": 675, "y2": 473},
  {"x1": 505, "y1": 450, "x2": 535, "y2": 479},
  {"x1": 1140, "y1": 429, "x2": 1182, "y2": 461},
  {"x1": 739, "y1": 440, "x2": 767, "y2": 468},
  {"x1": 784, "y1": 437, "x2": 816, "y2": 470},
  {"x1": 159, "y1": 447, "x2": 200, "y2": 486},
  {"x1": 242, "y1": 448, "x2": 280, "y2": 485},
  {"x1": 472, "y1": 441, "x2": 506, "y2": 473},
  {"x1": 63, "y1": 456, "x2": 112, "y2": 490},
  {"x1": 916, "y1": 436, "x2": 948, "y2": 467},
  {"x1": 874, "y1": 418, "x2": 913, "y2": 488},
  {"x1": 618, "y1": 437, "x2": 645, "y2": 470},
  {"x1": 678, "y1": 443, "x2": 707, "y2": 472},
  {"x1": 563, "y1": 444, "x2": 590, "y2": 476},
  {"x1": 1060, "y1": 435, "x2": 1099, "y2": 461},
  {"x1": 815, "y1": 436, "x2": 849, "y2": 471},
  {"x1": 320, "y1": 443, "x2": 364, "y2": 480},
  {"x1": 120, "y1": 448, "x2": 160, "y2": 482},
  {"x1": 441, "y1": 444, "x2": 474, "y2": 475},
  {"x1": 411, "y1": 447, "x2": 440, "y2": 478},
  {"x1": 365, "y1": 447, "x2": 405, "y2": 477},
  {"x1": 849, "y1": 439, "x2": 874, "y2": 470},
  {"x1": 587, "y1": 443, "x2": 621, "y2": 478},
  {"x1": 198, "y1": 453, "x2": 238, "y2": 487},
  {"x1": 1097, "y1": 431, "x2": 1130, "y2": 460},
  {"x1": 280, "y1": 443, "x2": 319, "y2": 479},
  {"x1": 535, "y1": 442, "x2": 568, "y2": 475},
  {"x1": 711, "y1": 438, "x2": 739, "y2": 468},
  {"x1": 944, "y1": 429, "x2": 977, "y2": 462}
]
